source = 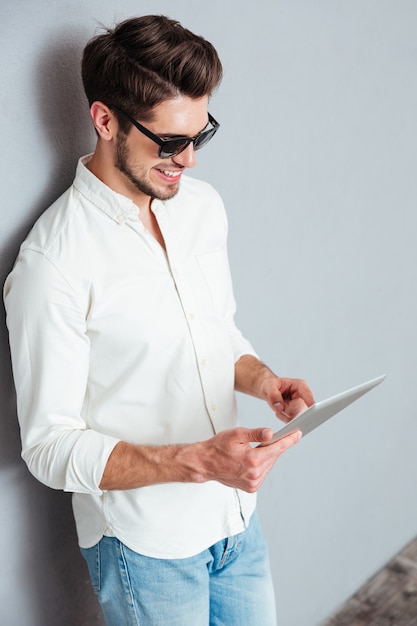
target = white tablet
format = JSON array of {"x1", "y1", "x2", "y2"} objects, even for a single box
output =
[{"x1": 257, "y1": 374, "x2": 386, "y2": 447}]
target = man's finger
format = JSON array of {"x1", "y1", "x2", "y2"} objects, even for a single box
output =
[{"x1": 243, "y1": 427, "x2": 273, "y2": 443}]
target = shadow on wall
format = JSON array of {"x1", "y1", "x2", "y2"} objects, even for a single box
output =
[{"x1": 1, "y1": 28, "x2": 103, "y2": 626}]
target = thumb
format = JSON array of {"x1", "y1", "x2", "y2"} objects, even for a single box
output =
[{"x1": 245, "y1": 427, "x2": 273, "y2": 443}]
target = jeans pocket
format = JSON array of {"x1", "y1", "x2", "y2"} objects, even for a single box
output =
[{"x1": 80, "y1": 542, "x2": 101, "y2": 593}]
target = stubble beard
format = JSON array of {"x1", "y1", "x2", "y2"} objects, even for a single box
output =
[{"x1": 115, "y1": 132, "x2": 180, "y2": 201}]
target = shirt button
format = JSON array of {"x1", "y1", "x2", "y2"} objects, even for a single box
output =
[
  {"x1": 189, "y1": 313, "x2": 195, "y2": 321},
  {"x1": 211, "y1": 403, "x2": 217, "y2": 412}
]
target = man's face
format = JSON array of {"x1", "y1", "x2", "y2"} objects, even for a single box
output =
[{"x1": 114, "y1": 95, "x2": 209, "y2": 205}]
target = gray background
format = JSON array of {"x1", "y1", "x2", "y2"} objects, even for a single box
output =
[{"x1": 1, "y1": 1, "x2": 416, "y2": 625}]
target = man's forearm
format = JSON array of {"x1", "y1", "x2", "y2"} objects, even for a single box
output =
[
  {"x1": 234, "y1": 354, "x2": 276, "y2": 398},
  {"x1": 99, "y1": 424, "x2": 300, "y2": 493},
  {"x1": 99, "y1": 440, "x2": 206, "y2": 491}
]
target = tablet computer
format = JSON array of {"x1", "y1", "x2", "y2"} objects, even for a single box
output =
[{"x1": 257, "y1": 374, "x2": 386, "y2": 447}]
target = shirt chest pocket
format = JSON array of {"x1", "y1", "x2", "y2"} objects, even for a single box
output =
[{"x1": 195, "y1": 248, "x2": 233, "y2": 316}]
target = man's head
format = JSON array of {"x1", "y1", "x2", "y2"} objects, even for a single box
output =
[
  {"x1": 81, "y1": 15, "x2": 223, "y2": 128},
  {"x1": 82, "y1": 16, "x2": 222, "y2": 204}
]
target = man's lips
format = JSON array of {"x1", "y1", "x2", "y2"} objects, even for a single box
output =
[{"x1": 155, "y1": 167, "x2": 183, "y2": 183}]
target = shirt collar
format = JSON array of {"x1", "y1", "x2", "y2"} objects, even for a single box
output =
[{"x1": 73, "y1": 154, "x2": 140, "y2": 225}]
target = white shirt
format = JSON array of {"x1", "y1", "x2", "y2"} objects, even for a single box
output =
[{"x1": 4, "y1": 156, "x2": 257, "y2": 558}]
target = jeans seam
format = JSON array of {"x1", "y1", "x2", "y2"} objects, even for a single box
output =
[
  {"x1": 118, "y1": 541, "x2": 141, "y2": 625},
  {"x1": 96, "y1": 541, "x2": 101, "y2": 592}
]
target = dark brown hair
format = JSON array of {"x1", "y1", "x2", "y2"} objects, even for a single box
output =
[{"x1": 82, "y1": 15, "x2": 223, "y2": 127}]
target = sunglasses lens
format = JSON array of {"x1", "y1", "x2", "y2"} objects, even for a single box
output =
[
  {"x1": 158, "y1": 125, "x2": 218, "y2": 158},
  {"x1": 159, "y1": 139, "x2": 190, "y2": 158},
  {"x1": 193, "y1": 129, "x2": 216, "y2": 151}
]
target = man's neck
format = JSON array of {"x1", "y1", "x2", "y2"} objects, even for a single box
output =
[
  {"x1": 87, "y1": 146, "x2": 165, "y2": 249},
  {"x1": 86, "y1": 144, "x2": 150, "y2": 211}
]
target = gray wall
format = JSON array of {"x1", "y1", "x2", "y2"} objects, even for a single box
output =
[{"x1": 1, "y1": 2, "x2": 416, "y2": 625}]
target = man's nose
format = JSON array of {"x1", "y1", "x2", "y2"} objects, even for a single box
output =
[{"x1": 173, "y1": 143, "x2": 197, "y2": 169}]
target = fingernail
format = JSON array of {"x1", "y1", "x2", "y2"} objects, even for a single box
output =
[{"x1": 273, "y1": 402, "x2": 283, "y2": 412}]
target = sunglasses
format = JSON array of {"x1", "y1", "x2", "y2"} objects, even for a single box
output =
[{"x1": 112, "y1": 106, "x2": 220, "y2": 159}]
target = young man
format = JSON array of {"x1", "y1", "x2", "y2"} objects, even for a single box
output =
[{"x1": 4, "y1": 15, "x2": 314, "y2": 625}]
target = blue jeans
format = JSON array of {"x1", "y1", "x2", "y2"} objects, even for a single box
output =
[{"x1": 81, "y1": 512, "x2": 276, "y2": 625}]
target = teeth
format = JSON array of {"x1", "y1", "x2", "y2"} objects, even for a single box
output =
[{"x1": 162, "y1": 170, "x2": 180, "y2": 177}]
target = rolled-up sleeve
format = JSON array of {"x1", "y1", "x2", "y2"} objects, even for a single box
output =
[{"x1": 4, "y1": 248, "x2": 119, "y2": 494}]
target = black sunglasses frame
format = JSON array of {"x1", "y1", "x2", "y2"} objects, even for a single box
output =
[{"x1": 112, "y1": 106, "x2": 220, "y2": 159}]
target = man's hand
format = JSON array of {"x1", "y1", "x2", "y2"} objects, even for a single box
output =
[
  {"x1": 100, "y1": 426, "x2": 301, "y2": 492},
  {"x1": 100, "y1": 355, "x2": 314, "y2": 492},
  {"x1": 192, "y1": 426, "x2": 302, "y2": 493},
  {"x1": 234, "y1": 355, "x2": 315, "y2": 422},
  {"x1": 260, "y1": 376, "x2": 315, "y2": 422}
]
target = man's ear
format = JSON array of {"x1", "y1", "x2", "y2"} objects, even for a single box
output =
[{"x1": 89, "y1": 101, "x2": 118, "y2": 141}]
